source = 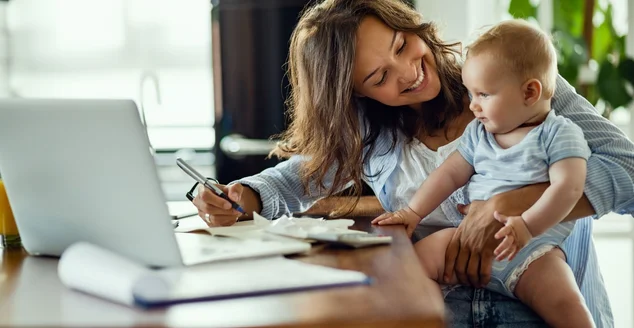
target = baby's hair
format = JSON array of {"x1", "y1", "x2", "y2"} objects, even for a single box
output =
[{"x1": 467, "y1": 19, "x2": 558, "y2": 98}]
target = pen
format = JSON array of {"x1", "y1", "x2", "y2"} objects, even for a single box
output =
[{"x1": 176, "y1": 158, "x2": 246, "y2": 214}]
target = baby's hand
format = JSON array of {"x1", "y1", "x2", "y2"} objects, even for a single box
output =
[
  {"x1": 492, "y1": 211, "x2": 533, "y2": 261},
  {"x1": 371, "y1": 207, "x2": 422, "y2": 237}
]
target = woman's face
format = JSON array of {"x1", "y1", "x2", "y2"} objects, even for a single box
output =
[{"x1": 352, "y1": 16, "x2": 441, "y2": 110}]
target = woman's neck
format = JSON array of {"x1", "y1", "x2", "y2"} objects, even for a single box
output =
[{"x1": 417, "y1": 100, "x2": 474, "y2": 151}]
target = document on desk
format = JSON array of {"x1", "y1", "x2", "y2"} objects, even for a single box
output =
[
  {"x1": 175, "y1": 212, "x2": 367, "y2": 242},
  {"x1": 58, "y1": 242, "x2": 371, "y2": 308}
]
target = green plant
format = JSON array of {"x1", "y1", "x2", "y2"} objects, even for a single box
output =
[{"x1": 508, "y1": 0, "x2": 634, "y2": 118}]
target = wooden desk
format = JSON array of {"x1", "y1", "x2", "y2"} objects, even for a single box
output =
[{"x1": 0, "y1": 217, "x2": 444, "y2": 327}]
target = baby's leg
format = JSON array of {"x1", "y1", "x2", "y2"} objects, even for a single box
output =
[
  {"x1": 413, "y1": 228, "x2": 460, "y2": 285},
  {"x1": 514, "y1": 248, "x2": 594, "y2": 328}
]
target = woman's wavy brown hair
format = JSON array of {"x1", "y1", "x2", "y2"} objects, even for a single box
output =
[{"x1": 271, "y1": 0, "x2": 466, "y2": 216}]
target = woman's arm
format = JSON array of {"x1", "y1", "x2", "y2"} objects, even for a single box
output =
[
  {"x1": 490, "y1": 183, "x2": 595, "y2": 221},
  {"x1": 553, "y1": 75, "x2": 634, "y2": 217},
  {"x1": 234, "y1": 155, "x2": 349, "y2": 219},
  {"x1": 237, "y1": 184, "x2": 263, "y2": 216}
]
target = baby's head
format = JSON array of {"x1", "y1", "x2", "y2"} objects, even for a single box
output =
[{"x1": 462, "y1": 20, "x2": 558, "y2": 133}]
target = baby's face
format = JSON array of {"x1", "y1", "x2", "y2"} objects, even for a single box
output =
[{"x1": 462, "y1": 53, "x2": 531, "y2": 134}]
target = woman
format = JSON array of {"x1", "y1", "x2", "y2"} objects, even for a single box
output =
[{"x1": 193, "y1": 0, "x2": 634, "y2": 326}]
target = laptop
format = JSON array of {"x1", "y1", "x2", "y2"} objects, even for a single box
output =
[{"x1": 0, "y1": 99, "x2": 309, "y2": 267}]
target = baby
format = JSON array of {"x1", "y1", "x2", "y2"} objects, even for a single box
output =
[{"x1": 373, "y1": 20, "x2": 594, "y2": 327}]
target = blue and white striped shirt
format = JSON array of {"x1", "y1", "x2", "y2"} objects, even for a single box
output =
[
  {"x1": 236, "y1": 76, "x2": 634, "y2": 327},
  {"x1": 458, "y1": 110, "x2": 591, "y2": 201}
]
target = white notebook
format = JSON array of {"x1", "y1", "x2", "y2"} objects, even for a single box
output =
[{"x1": 58, "y1": 242, "x2": 371, "y2": 307}]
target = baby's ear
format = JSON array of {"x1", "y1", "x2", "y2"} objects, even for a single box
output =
[{"x1": 522, "y1": 79, "x2": 542, "y2": 106}]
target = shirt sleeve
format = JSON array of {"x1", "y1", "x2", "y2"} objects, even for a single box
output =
[
  {"x1": 542, "y1": 117, "x2": 592, "y2": 165},
  {"x1": 233, "y1": 155, "x2": 349, "y2": 219},
  {"x1": 456, "y1": 118, "x2": 480, "y2": 166},
  {"x1": 552, "y1": 75, "x2": 634, "y2": 218}
]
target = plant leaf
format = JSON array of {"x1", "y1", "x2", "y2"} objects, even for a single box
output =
[
  {"x1": 558, "y1": 62, "x2": 580, "y2": 89},
  {"x1": 552, "y1": 28, "x2": 588, "y2": 89},
  {"x1": 597, "y1": 59, "x2": 632, "y2": 109},
  {"x1": 509, "y1": 0, "x2": 536, "y2": 19},
  {"x1": 553, "y1": 29, "x2": 588, "y2": 66},
  {"x1": 602, "y1": 3, "x2": 619, "y2": 38},
  {"x1": 618, "y1": 58, "x2": 634, "y2": 86},
  {"x1": 585, "y1": 84, "x2": 600, "y2": 107},
  {"x1": 592, "y1": 3, "x2": 621, "y2": 62},
  {"x1": 592, "y1": 17, "x2": 613, "y2": 62},
  {"x1": 615, "y1": 35, "x2": 627, "y2": 58},
  {"x1": 553, "y1": 0, "x2": 584, "y2": 36}
]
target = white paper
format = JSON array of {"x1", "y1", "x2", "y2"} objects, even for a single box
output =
[
  {"x1": 175, "y1": 213, "x2": 364, "y2": 242},
  {"x1": 132, "y1": 256, "x2": 370, "y2": 304},
  {"x1": 58, "y1": 242, "x2": 150, "y2": 306},
  {"x1": 58, "y1": 242, "x2": 370, "y2": 307},
  {"x1": 255, "y1": 212, "x2": 364, "y2": 239}
]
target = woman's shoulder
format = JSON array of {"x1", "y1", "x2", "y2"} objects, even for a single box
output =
[{"x1": 551, "y1": 75, "x2": 601, "y2": 117}]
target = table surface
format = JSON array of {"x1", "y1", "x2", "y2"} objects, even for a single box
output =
[{"x1": 0, "y1": 217, "x2": 445, "y2": 328}]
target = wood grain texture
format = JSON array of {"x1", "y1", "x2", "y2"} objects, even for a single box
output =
[{"x1": 0, "y1": 217, "x2": 444, "y2": 328}]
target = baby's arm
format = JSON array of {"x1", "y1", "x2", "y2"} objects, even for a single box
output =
[
  {"x1": 522, "y1": 157, "x2": 587, "y2": 234},
  {"x1": 408, "y1": 151, "x2": 474, "y2": 218},
  {"x1": 373, "y1": 152, "x2": 474, "y2": 236},
  {"x1": 494, "y1": 157, "x2": 587, "y2": 260}
]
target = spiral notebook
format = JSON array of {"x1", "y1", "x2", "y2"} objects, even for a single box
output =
[{"x1": 58, "y1": 242, "x2": 371, "y2": 308}]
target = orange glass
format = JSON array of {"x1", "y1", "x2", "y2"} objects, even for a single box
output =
[{"x1": 0, "y1": 180, "x2": 20, "y2": 247}]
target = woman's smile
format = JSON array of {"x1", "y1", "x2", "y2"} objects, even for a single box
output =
[{"x1": 402, "y1": 61, "x2": 428, "y2": 94}]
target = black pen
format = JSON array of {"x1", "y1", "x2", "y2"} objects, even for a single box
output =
[{"x1": 176, "y1": 158, "x2": 246, "y2": 214}]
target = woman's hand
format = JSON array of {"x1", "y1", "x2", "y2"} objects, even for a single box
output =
[
  {"x1": 443, "y1": 184, "x2": 546, "y2": 287},
  {"x1": 443, "y1": 200, "x2": 502, "y2": 288},
  {"x1": 493, "y1": 211, "x2": 533, "y2": 261},
  {"x1": 192, "y1": 183, "x2": 244, "y2": 227},
  {"x1": 371, "y1": 207, "x2": 422, "y2": 237}
]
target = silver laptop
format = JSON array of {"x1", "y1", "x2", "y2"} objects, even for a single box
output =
[{"x1": 0, "y1": 99, "x2": 309, "y2": 267}]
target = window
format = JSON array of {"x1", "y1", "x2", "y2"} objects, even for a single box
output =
[
  {"x1": 6, "y1": 0, "x2": 216, "y2": 200},
  {"x1": 6, "y1": 0, "x2": 214, "y2": 151}
]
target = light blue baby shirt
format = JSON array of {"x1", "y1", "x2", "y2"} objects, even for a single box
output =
[{"x1": 457, "y1": 110, "x2": 591, "y2": 201}]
